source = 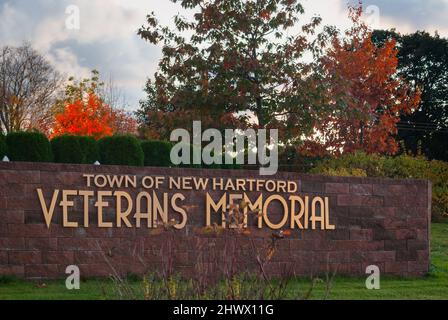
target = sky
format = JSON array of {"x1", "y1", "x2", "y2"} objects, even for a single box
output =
[{"x1": 1, "y1": 0, "x2": 448, "y2": 111}]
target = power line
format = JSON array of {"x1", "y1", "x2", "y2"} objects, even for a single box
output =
[{"x1": 396, "y1": 126, "x2": 448, "y2": 134}]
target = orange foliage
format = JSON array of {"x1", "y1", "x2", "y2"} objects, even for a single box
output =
[
  {"x1": 302, "y1": 5, "x2": 421, "y2": 156},
  {"x1": 51, "y1": 93, "x2": 137, "y2": 140},
  {"x1": 52, "y1": 93, "x2": 113, "y2": 140},
  {"x1": 110, "y1": 109, "x2": 138, "y2": 135}
]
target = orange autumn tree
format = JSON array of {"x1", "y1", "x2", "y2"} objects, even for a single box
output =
[
  {"x1": 110, "y1": 108, "x2": 138, "y2": 136},
  {"x1": 51, "y1": 93, "x2": 114, "y2": 140},
  {"x1": 301, "y1": 5, "x2": 421, "y2": 156}
]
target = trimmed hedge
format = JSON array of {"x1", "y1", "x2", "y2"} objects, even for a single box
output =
[
  {"x1": 141, "y1": 140, "x2": 173, "y2": 167},
  {"x1": 99, "y1": 135, "x2": 144, "y2": 166},
  {"x1": 51, "y1": 135, "x2": 84, "y2": 164},
  {"x1": 6, "y1": 132, "x2": 52, "y2": 162},
  {"x1": 0, "y1": 133, "x2": 7, "y2": 158},
  {"x1": 78, "y1": 136, "x2": 99, "y2": 164},
  {"x1": 51, "y1": 135, "x2": 99, "y2": 164}
]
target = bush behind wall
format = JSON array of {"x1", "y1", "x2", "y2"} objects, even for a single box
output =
[
  {"x1": 0, "y1": 133, "x2": 7, "y2": 158},
  {"x1": 141, "y1": 140, "x2": 173, "y2": 167},
  {"x1": 6, "y1": 132, "x2": 53, "y2": 162},
  {"x1": 99, "y1": 135, "x2": 144, "y2": 166},
  {"x1": 51, "y1": 135, "x2": 99, "y2": 164}
]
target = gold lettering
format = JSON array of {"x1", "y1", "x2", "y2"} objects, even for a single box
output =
[
  {"x1": 36, "y1": 189, "x2": 59, "y2": 228},
  {"x1": 95, "y1": 191, "x2": 113, "y2": 228},
  {"x1": 277, "y1": 181, "x2": 287, "y2": 193},
  {"x1": 153, "y1": 191, "x2": 168, "y2": 226},
  {"x1": 206, "y1": 193, "x2": 227, "y2": 227},
  {"x1": 79, "y1": 190, "x2": 94, "y2": 227},
  {"x1": 193, "y1": 178, "x2": 209, "y2": 190},
  {"x1": 60, "y1": 190, "x2": 78, "y2": 228},
  {"x1": 265, "y1": 180, "x2": 276, "y2": 192},
  {"x1": 107, "y1": 175, "x2": 124, "y2": 188},
  {"x1": 290, "y1": 196, "x2": 305, "y2": 229},
  {"x1": 115, "y1": 191, "x2": 133, "y2": 228},
  {"x1": 135, "y1": 192, "x2": 152, "y2": 228},
  {"x1": 263, "y1": 195, "x2": 289, "y2": 230},
  {"x1": 155, "y1": 176, "x2": 165, "y2": 189},
  {"x1": 256, "y1": 180, "x2": 265, "y2": 191},
  {"x1": 247, "y1": 179, "x2": 255, "y2": 191},
  {"x1": 310, "y1": 197, "x2": 325, "y2": 230},
  {"x1": 325, "y1": 197, "x2": 335, "y2": 230},
  {"x1": 224, "y1": 179, "x2": 236, "y2": 191},
  {"x1": 169, "y1": 177, "x2": 181, "y2": 190},
  {"x1": 243, "y1": 193, "x2": 263, "y2": 228},
  {"x1": 171, "y1": 193, "x2": 187, "y2": 229},
  {"x1": 304, "y1": 196, "x2": 309, "y2": 229},
  {"x1": 125, "y1": 175, "x2": 137, "y2": 188},
  {"x1": 94, "y1": 175, "x2": 108, "y2": 188},
  {"x1": 182, "y1": 177, "x2": 193, "y2": 190},
  {"x1": 288, "y1": 182, "x2": 298, "y2": 193},
  {"x1": 142, "y1": 176, "x2": 155, "y2": 189},
  {"x1": 83, "y1": 174, "x2": 94, "y2": 187},
  {"x1": 213, "y1": 178, "x2": 223, "y2": 190},
  {"x1": 236, "y1": 179, "x2": 246, "y2": 191}
]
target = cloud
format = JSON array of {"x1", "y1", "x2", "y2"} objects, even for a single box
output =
[
  {"x1": 0, "y1": 0, "x2": 162, "y2": 110},
  {"x1": 1, "y1": 0, "x2": 448, "y2": 110},
  {"x1": 0, "y1": 2, "x2": 31, "y2": 46},
  {"x1": 358, "y1": 0, "x2": 448, "y2": 35}
]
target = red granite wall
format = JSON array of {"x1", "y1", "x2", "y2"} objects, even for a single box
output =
[{"x1": 0, "y1": 162, "x2": 431, "y2": 279}]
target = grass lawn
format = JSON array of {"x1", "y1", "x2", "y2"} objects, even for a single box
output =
[{"x1": 1, "y1": 222, "x2": 447, "y2": 300}]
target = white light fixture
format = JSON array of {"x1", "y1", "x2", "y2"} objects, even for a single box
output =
[{"x1": 2, "y1": 156, "x2": 10, "y2": 162}]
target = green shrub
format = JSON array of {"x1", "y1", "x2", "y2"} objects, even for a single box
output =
[
  {"x1": 51, "y1": 135, "x2": 84, "y2": 164},
  {"x1": 141, "y1": 140, "x2": 173, "y2": 167},
  {"x1": 99, "y1": 135, "x2": 144, "y2": 166},
  {"x1": 382, "y1": 154, "x2": 430, "y2": 179},
  {"x1": 51, "y1": 135, "x2": 99, "y2": 164},
  {"x1": 310, "y1": 152, "x2": 385, "y2": 177},
  {"x1": 6, "y1": 131, "x2": 52, "y2": 162},
  {"x1": 314, "y1": 166, "x2": 368, "y2": 177},
  {"x1": 220, "y1": 162, "x2": 242, "y2": 170},
  {"x1": 78, "y1": 136, "x2": 100, "y2": 164},
  {"x1": 0, "y1": 133, "x2": 7, "y2": 158}
]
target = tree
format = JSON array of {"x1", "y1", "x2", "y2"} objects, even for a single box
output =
[
  {"x1": 372, "y1": 30, "x2": 448, "y2": 160},
  {"x1": 110, "y1": 108, "x2": 138, "y2": 136},
  {"x1": 52, "y1": 70, "x2": 137, "y2": 138},
  {"x1": 54, "y1": 70, "x2": 129, "y2": 114},
  {"x1": 51, "y1": 93, "x2": 114, "y2": 140},
  {"x1": 0, "y1": 44, "x2": 62, "y2": 134},
  {"x1": 137, "y1": 0, "x2": 332, "y2": 142},
  {"x1": 301, "y1": 6, "x2": 421, "y2": 156}
]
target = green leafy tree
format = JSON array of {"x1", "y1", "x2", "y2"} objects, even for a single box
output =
[
  {"x1": 137, "y1": 0, "x2": 333, "y2": 142},
  {"x1": 372, "y1": 30, "x2": 448, "y2": 160},
  {"x1": 54, "y1": 70, "x2": 104, "y2": 115}
]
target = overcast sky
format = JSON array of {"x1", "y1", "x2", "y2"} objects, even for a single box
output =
[{"x1": 1, "y1": 0, "x2": 447, "y2": 111}]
